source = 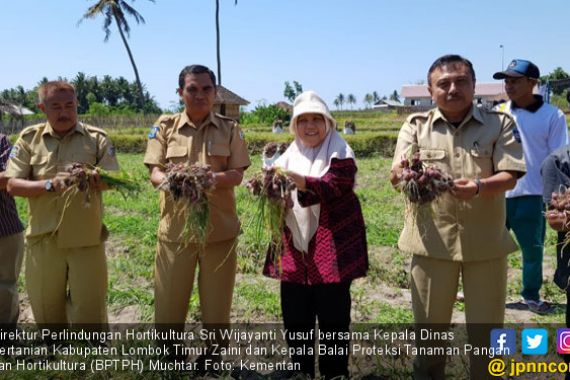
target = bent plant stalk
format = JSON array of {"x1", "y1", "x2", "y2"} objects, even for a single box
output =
[
  {"x1": 54, "y1": 162, "x2": 141, "y2": 233},
  {"x1": 245, "y1": 167, "x2": 295, "y2": 272}
]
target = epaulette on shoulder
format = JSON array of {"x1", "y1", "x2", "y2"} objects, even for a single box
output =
[
  {"x1": 405, "y1": 110, "x2": 432, "y2": 123},
  {"x1": 214, "y1": 112, "x2": 238, "y2": 124},
  {"x1": 486, "y1": 108, "x2": 515, "y2": 122},
  {"x1": 156, "y1": 113, "x2": 178, "y2": 128},
  {"x1": 82, "y1": 124, "x2": 108, "y2": 136},
  {"x1": 157, "y1": 113, "x2": 177, "y2": 123},
  {"x1": 19, "y1": 123, "x2": 44, "y2": 139},
  {"x1": 20, "y1": 123, "x2": 43, "y2": 135}
]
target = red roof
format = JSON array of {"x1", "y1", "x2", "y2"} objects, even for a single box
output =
[{"x1": 401, "y1": 83, "x2": 505, "y2": 98}]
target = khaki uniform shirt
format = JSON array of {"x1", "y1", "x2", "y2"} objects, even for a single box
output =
[
  {"x1": 392, "y1": 106, "x2": 526, "y2": 262},
  {"x1": 144, "y1": 112, "x2": 251, "y2": 243},
  {"x1": 5, "y1": 122, "x2": 119, "y2": 248}
]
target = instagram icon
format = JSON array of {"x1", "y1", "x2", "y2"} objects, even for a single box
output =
[{"x1": 557, "y1": 329, "x2": 570, "y2": 354}]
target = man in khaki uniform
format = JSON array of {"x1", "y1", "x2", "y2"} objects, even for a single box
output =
[
  {"x1": 6, "y1": 81, "x2": 118, "y2": 325},
  {"x1": 144, "y1": 65, "x2": 250, "y2": 333},
  {"x1": 390, "y1": 55, "x2": 525, "y2": 379}
]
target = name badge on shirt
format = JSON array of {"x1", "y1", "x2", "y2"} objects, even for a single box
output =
[
  {"x1": 513, "y1": 128, "x2": 521, "y2": 143},
  {"x1": 9, "y1": 145, "x2": 19, "y2": 159},
  {"x1": 148, "y1": 125, "x2": 160, "y2": 139}
]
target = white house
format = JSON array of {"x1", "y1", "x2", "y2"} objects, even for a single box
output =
[{"x1": 401, "y1": 83, "x2": 506, "y2": 107}]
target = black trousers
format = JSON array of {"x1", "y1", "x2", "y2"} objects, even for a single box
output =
[{"x1": 281, "y1": 281, "x2": 352, "y2": 379}]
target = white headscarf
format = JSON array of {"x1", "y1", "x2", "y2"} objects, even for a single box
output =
[{"x1": 275, "y1": 91, "x2": 355, "y2": 253}]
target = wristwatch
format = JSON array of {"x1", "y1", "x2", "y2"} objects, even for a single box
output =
[
  {"x1": 474, "y1": 178, "x2": 482, "y2": 197},
  {"x1": 45, "y1": 179, "x2": 55, "y2": 192}
]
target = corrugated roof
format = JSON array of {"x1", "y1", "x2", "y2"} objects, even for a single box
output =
[
  {"x1": 374, "y1": 99, "x2": 403, "y2": 107},
  {"x1": 274, "y1": 101, "x2": 293, "y2": 112},
  {"x1": 0, "y1": 101, "x2": 34, "y2": 116},
  {"x1": 474, "y1": 83, "x2": 506, "y2": 96},
  {"x1": 215, "y1": 85, "x2": 249, "y2": 105},
  {"x1": 401, "y1": 85, "x2": 430, "y2": 98},
  {"x1": 401, "y1": 83, "x2": 505, "y2": 98}
]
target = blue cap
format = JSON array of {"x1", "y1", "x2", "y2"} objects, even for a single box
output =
[{"x1": 493, "y1": 59, "x2": 540, "y2": 79}]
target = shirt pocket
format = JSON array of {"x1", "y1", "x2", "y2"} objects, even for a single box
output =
[
  {"x1": 418, "y1": 149, "x2": 449, "y2": 182},
  {"x1": 469, "y1": 144, "x2": 494, "y2": 177},
  {"x1": 165, "y1": 146, "x2": 188, "y2": 164},
  {"x1": 72, "y1": 147, "x2": 98, "y2": 166},
  {"x1": 419, "y1": 149, "x2": 446, "y2": 161},
  {"x1": 30, "y1": 154, "x2": 52, "y2": 179},
  {"x1": 208, "y1": 143, "x2": 230, "y2": 172}
]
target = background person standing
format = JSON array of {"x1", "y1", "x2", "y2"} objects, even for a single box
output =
[
  {"x1": 542, "y1": 145, "x2": 570, "y2": 380},
  {"x1": 0, "y1": 133, "x2": 24, "y2": 327},
  {"x1": 494, "y1": 59, "x2": 569, "y2": 313}
]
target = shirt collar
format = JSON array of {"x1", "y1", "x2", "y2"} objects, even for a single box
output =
[
  {"x1": 42, "y1": 122, "x2": 85, "y2": 137},
  {"x1": 432, "y1": 105, "x2": 482, "y2": 127},
  {"x1": 511, "y1": 95, "x2": 544, "y2": 113},
  {"x1": 178, "y1": 111, "x2": 219, "y2": 130}
]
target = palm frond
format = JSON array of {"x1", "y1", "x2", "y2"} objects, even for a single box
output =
[
  {"x1": 77, "y1": 1, "x2": 107, "y2": 25},
  {"x1": 103, "y1": 8, "x2": 114, "y2": 41},
  {"x1": 112, "y1": 6, "x2": 131, "y2": 36},
  {"x1": 79, "y1": 0, "x2": 153, "y2": 40},
  {"x1": 120, "y1": 1, "x2": 145, "y2": 24}
]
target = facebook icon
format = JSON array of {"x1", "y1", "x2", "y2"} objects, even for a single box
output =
[{"x1": 490, "y1": 329, "x2": 516, "y2": 355}]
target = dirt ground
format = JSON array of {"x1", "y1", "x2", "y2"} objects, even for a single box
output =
[{"x1": 16, "y1": 241, "x2": 563, "y2": 325}]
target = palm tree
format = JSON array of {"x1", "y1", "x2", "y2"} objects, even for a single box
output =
[
  {"x1": 335, "y1": 93, "x2": 345, "y2": 111},
  {"x1": 79, "y1": 0, "x2": 154, "y2": 111},
  {"x1": 363, "y1": 93, "x2": 374, "y2": 109},
  {"x1": 215, "y1": 0, "x2": 238, "y2": 86},
  {"x1": 372, "y1": 91, "x2": 380, "y2": 103},
  {"x1": 333, "y1": 98, "x2": 340, "y2": 110},
  {"x1": 72, "y1": 72, "x2": 90, "y2": 114},
  {"x1": 347, "y1": 94, "x2": 356, "y2": 110},
  {"x1": 389, "y1": 90, "x2": 400, "y2": 102}
]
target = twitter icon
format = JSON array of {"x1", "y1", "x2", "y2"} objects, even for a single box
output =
[{"x1": 522, "y1": 328, "x2": 548, "y2": 355}]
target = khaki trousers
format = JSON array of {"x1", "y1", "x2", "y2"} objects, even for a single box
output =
[
  {"x1": 0, "y1": 232, "x2": 24, "y2": 324},
  {"x1": 154, "y1": 238, "x2": 237, "y2": 326},
  {"x1": 411, "y1": 255, "x2": 507, "y2": 380},
  {"x1": 26, "y1": 235, "x2": 108, "y2": 325}
]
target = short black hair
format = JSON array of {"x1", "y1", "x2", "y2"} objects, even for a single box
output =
[
  {"x1": 178, "y1": 65, "x2": 217, "y2": 89},
  {"x1": 427, "y1": 55, "x2": 476, "y2": 86}
]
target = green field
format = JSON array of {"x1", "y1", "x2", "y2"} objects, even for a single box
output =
[
  {"x1": 7, "y1": 152, "x2": 568, "y2": 379},
  {"x1": 13, "y1": 152, "x2": 566, "y2": 325}
]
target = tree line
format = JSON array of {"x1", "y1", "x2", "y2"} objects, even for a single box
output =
[
  {"x1": 283, "y1": 81, "x2": 400, "y2": 111},
  {"x1": 0, "y1": 74, "x2": 161, "y2": 115}
]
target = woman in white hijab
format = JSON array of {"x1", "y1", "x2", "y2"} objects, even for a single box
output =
[{"x1": 263, "y1": 91, "x2": 368, "y2": 379}]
